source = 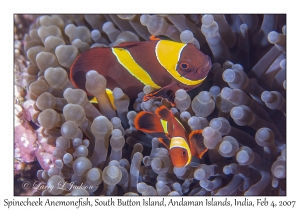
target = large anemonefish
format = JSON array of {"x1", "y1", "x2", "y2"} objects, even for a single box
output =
[
  {"x1": 134, "y1": 105, "x2": 208, "y2": 167},
  {"x1": 70, "y1": 40, "x2": 212, "y2": 102}
]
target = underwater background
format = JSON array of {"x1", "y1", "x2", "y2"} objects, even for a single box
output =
[{"x1": 14, "y1": 14, "x2": 286, "y2": 196}]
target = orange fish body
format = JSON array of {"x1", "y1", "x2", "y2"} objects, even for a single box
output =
[
  {"x1": 134, "y1": 106, "x2": 208, "y2": 167},
  {"x1": 70, "y1": 40, "x2": 211, "y2": 102}
]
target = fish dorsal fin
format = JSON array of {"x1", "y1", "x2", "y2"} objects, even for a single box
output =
[
  {"x1": 188, "y1": 130, "x2": 208, "y2": 159},
  {"x1": 134, "y1": 111, "x2": 165, "y2": 134},
  {"x1": 150, "y1": 35, "x2": 161, "y2": 41},
  {"x1": 172, "y1": 116, "x2": 188, "y2": 139},
  {"x1": 113, "y1": 41, "x2": 144, "y2": 49},
  {"x1": 155, "y1": 106, "x2": 172, "y2": 120}
]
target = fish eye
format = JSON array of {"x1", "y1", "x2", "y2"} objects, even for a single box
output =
[
  {"x1": 180, "y1": 63, "x2": 189, "y2": 70},
  {"x1": 182, "y1": 150, "x2": 187, "y2": 157}
]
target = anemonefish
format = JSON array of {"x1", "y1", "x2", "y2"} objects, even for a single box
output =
[
  {"x1": 134, "y1": 105, "x2": 208, "y2": 167},
  {"x1": 70, "y1": 40, "x2": 212, "y2": 103}
]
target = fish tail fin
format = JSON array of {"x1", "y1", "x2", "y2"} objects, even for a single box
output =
[
  {"x1": 70, "y1": 47, "x2": 111, "y2": 95},
  {"x1": 188, "y1": 130, "x2": 208, "y2": 159}
]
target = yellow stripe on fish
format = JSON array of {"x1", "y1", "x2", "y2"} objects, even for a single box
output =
[
  {"x1": 89, "y1": 89, "x2": 117, "y2": 110},
  {"x1": 155, "y1": 40, "x2": 206, "y2": 86},
  {"x1": 105, "y1": 88, "x2": 116, "y2": 110},
  {"x1": 170, "y1": 136, "x2": 192, "y2": 166},
  {"x1": 112, "y1": 47, "x2": 161, "y2": 89},
  {"x1": 160, "y1": 119, "x2": 169, "y2": 134},
  {"x1": 70, "y1": 40, "x2": 212, "y2": 103}
]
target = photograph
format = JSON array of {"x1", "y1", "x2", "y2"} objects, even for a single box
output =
[{"x1": 14, "y1": 14, "x2": 286, "y2": 197}]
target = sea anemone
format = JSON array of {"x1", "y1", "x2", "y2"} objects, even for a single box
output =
[{"x1": 14, "y1": 14, "x2": 286, "y2": 196}]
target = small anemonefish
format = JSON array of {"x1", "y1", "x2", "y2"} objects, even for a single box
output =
[
  {"x1": 134, "y1": 105, "x2": 208, "y2": 167},
  {"x1": 70, "y1": 40, "x2": 212, "y2": 103}
]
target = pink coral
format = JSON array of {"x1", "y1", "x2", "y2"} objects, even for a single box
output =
[
  {"x1": 21, "y1": 99, "x2": 37, "y2": 121},
  {"x1": 35, "y1": 127, "x2": 56, "y2": 170},
  {"x1": 14, "y1": 121, "x2": 37, "y2": 163}
]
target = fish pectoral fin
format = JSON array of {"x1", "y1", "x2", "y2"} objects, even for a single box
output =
[
  {"x1": 188, "y1": 130, "x2": 208, "y2": 159},
  {"x1": 143, "y1": 83, "x2": 179, "y2": 104},
  {"x1": 190, "y1": 156, "x2": 202, "y2": 166},
  {"x1": 89, "y1": 97, "x2": 98, "y2": 104}
]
